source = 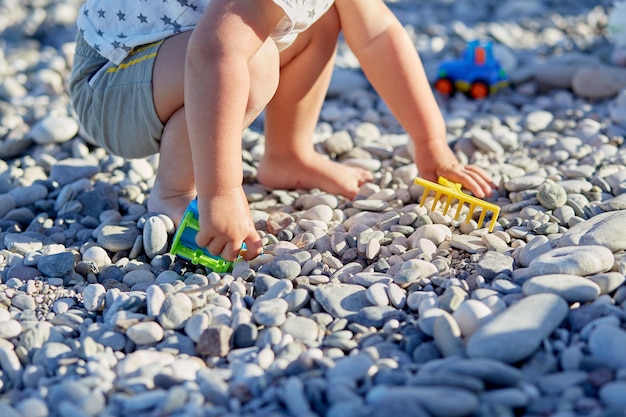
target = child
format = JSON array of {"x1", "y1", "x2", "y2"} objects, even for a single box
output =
[{"x1": 70, "y1": 0, "x2": 495, "y2": 263}]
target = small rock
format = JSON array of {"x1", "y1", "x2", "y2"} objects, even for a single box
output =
[
  {"x1": 467, "y1": 293, "x2": 569, "y2": 363},
  {"x1": 196, "y1": 325, "x2": 233, "y2": 357}
]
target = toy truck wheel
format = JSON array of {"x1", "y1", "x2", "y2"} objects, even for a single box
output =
[
  {"x1": 435, "y1": 77, "x2": 455, "y2": 96},
  {"x1": 468, "y1": 80, "x2": 490, "y2": 99}
]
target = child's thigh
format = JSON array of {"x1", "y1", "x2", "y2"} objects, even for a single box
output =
[
  {"x1": 278, "y1": 5, "x2": 340, "y2": 67},
  {"x1": 152, "y1": 31, "x2": 191, "y2": 123}
]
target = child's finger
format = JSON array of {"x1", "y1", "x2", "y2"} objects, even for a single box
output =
[
  {"x1": 466, "y1": 165, "x2": 497, "y2": 187},
  {"x1": 207, "y1": 238, "x2": 227, "y2": 261},
  {"x1": 195, "y1": 231, "x2": 212, "y2": 252},
  {"x1": 243, "y1": 237, "x2": 264, "y2": 260},
  {"x1": 221, "y1": 240, "x2": 243, "y2": 262}
]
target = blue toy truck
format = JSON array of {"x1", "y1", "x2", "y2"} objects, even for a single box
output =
[
  {"x1": 170, "y1": 199, "x2": 236, "y2": 273},
  {"x1": 434, "y1": 40, "x2": 509, "y2": 99}
]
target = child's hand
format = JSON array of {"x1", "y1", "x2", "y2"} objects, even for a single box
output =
[
  {"x1": 413, "y1": 140, "x2": 496, "y2": 199},
  {"x1": 194, "y1": 188, "x2": 263, "y2": 262},
  {"x1": 434, "y1": 163, "x2": 496, "y2": 199}
]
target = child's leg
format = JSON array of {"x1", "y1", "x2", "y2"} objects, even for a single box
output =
[
  {"x1": 149, "y1": 31, "x2": 279, "y2": 225},
  {"x1": 257, "y1": 6, "x2": 373, "y2": 199},
  {"x1": 147, "y1": 32, "x2": 196, "y2": 224}
]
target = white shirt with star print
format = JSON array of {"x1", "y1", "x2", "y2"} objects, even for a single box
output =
[{"x1": 77, "y1": 0, "x2": 334, "y2": 65}]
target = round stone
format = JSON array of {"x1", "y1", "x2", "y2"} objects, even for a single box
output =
[
  {"x1": 281, "y1": 316, "x2": 319, "y2": 343},
  {"x1": 452, "y1": 299, "x2": 493, "y2": 337},
  {"x1": 158, "y1": 293, "x2": 193, "y2": 330},
  {"x1": 528, "y1": 245, "x2": 614, "y2": 277},
  {"x1": 97, "y1": 224, "x2": 141, "y2": 251},
  {"x1": 536, "y1": 181, "x2": 567, "y2": 209},
  {"x1": 522, "y1": 274, "x2": 601, "y2": 303},
  {"x1": 560, "y1": 210, "x2": 626, "y2": 252},
  {"x1": 143, "y1": 215, "x2": 169, "y2": 258},
  {"x1": 467, "y1": 293, "x2": 569, "y2": 363},
  {"x1": 126, "y1": 321, "x2": 164, "y2": 345},
  {"x1": 251, "y1": 298, "x2": 288, "y2": 327},
  {"x1": 268, "y1": 258, "x2": 301, "y2": 280}
]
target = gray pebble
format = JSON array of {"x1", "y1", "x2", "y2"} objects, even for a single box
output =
[
  {"x1": 281, "y1": 316, "x2": 319, "y2": 343},
  {"x1": 82, "y1": 245, "x2": 112, "y2": 267},
  {"x1": 184, "y1": 312, "x2": 211, "y2": 343},
  {"x1": 525, "y1": 110, "x2": 553, "y2": 132},
  {"x1": 283, "y1": 288, "x2": 310, "y2": 312},
  {"x1": 522, "y1": 274, "x2": 601, "y2": 302},
  {"x1": 476, "y1": 251, "x2": 514, "y2": 280},
  {"x1": 366, "y1": 282, "x2": 390, "y2": 306},
  {"x1": 0, "y1": 320, "x2": 22, "y2": 339},
  {"x1": 142, "y1": 215, "x2": 169, "y2": 258},
  {"x1": 122, "y1": 269, "x2": 156, "y2": 288},
  {"x1": 158, "y1": 293, "x2": 192, "y2": 330},
  {"x1": 599, "y1": 380, "x2": 626, "y2": 409},
  {"x1": 327, "y1": 352, "x2": 373, "y2": 382},
  {"x1": 37, "y1": 251, "x2": 75, "y2": 277},
  {"x1": 252, "y1": 298, "x2": 288, "y2": 327},
  {"x1": 433, "y1": 311, "x2": 465, "y2": 358},
  {"x1": 28, "y1": 115, "x2": 79, "y2": 145},
  {"x1": 366, "y1": 385, "x2": 479, "y2": 417},
  {"x1": 314, "y1": 284, "x2": 371, "y2": 320},
  {"x1": 479, "y1": 388, "x2": 529, "y2": 408},
  {"x1": 8, "y1": 183, "x2": 48, "y2": 207},
  {"x1": 536, "y1": 181, "x2": 567, "y2": 209},
  {"x1": 48, "y1": 158, "x2": 100, "y2": 186},
  {"x1": 97, "y1": 223, "x2": 141, "y2": 252},
  {"x1": 269, "y1": 258, "x2": 301, "y2": 280},
  {"x1": 528, "y1": 245, "x2": 614, "y2": 276},
  {"x1": 588, "y1": 324, "x2": 626, "y2": 370},
  {"x1": 355, "y1": 305, "x2": 405, "y2": 328},
  {"x1": 467, "y1": 293, "x2": 569, "y2": 363},
  {"x1": 559, "y1": 210, "x2": 626, "y2": 252},
  {"x1": 81, "y1": 283, "x2": 106, "y2": 312},
  {"x1": 126, "y1": 321, "x2": 164, "y2": 345},
  {"x1": 11, "y1": 294, "x2": 36, "y2": 311},
  {"x1": 15, "y1": 398, "x2": 49, "y2": 417}
]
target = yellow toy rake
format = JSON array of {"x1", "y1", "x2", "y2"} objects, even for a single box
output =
[{"x1": 414, "y1": 177, "x2": 500, "y2": 232}]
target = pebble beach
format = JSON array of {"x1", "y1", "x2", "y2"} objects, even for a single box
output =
[{"x1": 2, "y1": 0, "x2": 626, "y2": 416}]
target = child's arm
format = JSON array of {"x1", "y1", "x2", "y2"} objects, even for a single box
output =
[
  {"x1": 184, "y1": 0, "x2": 283, "y2": 260},
  {"x1": 335, "y1": 0, "x2": 495, "y2": 197}
]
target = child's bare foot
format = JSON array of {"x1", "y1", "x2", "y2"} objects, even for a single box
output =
[
  {"x1": 147, "y1": 186, "x2": 196, "y2": 227},
  {"x1": 257, "y1": 152, "x2": 373, "y2": 199}
]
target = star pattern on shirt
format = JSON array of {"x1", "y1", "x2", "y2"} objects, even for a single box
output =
[{"x1": 79, "y1": 0, "x2": 335, "y2": 63}]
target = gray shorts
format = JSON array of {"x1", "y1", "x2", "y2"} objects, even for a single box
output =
[{"x1": 69, "y1": 33, "x2": 164, "y2": 159}]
